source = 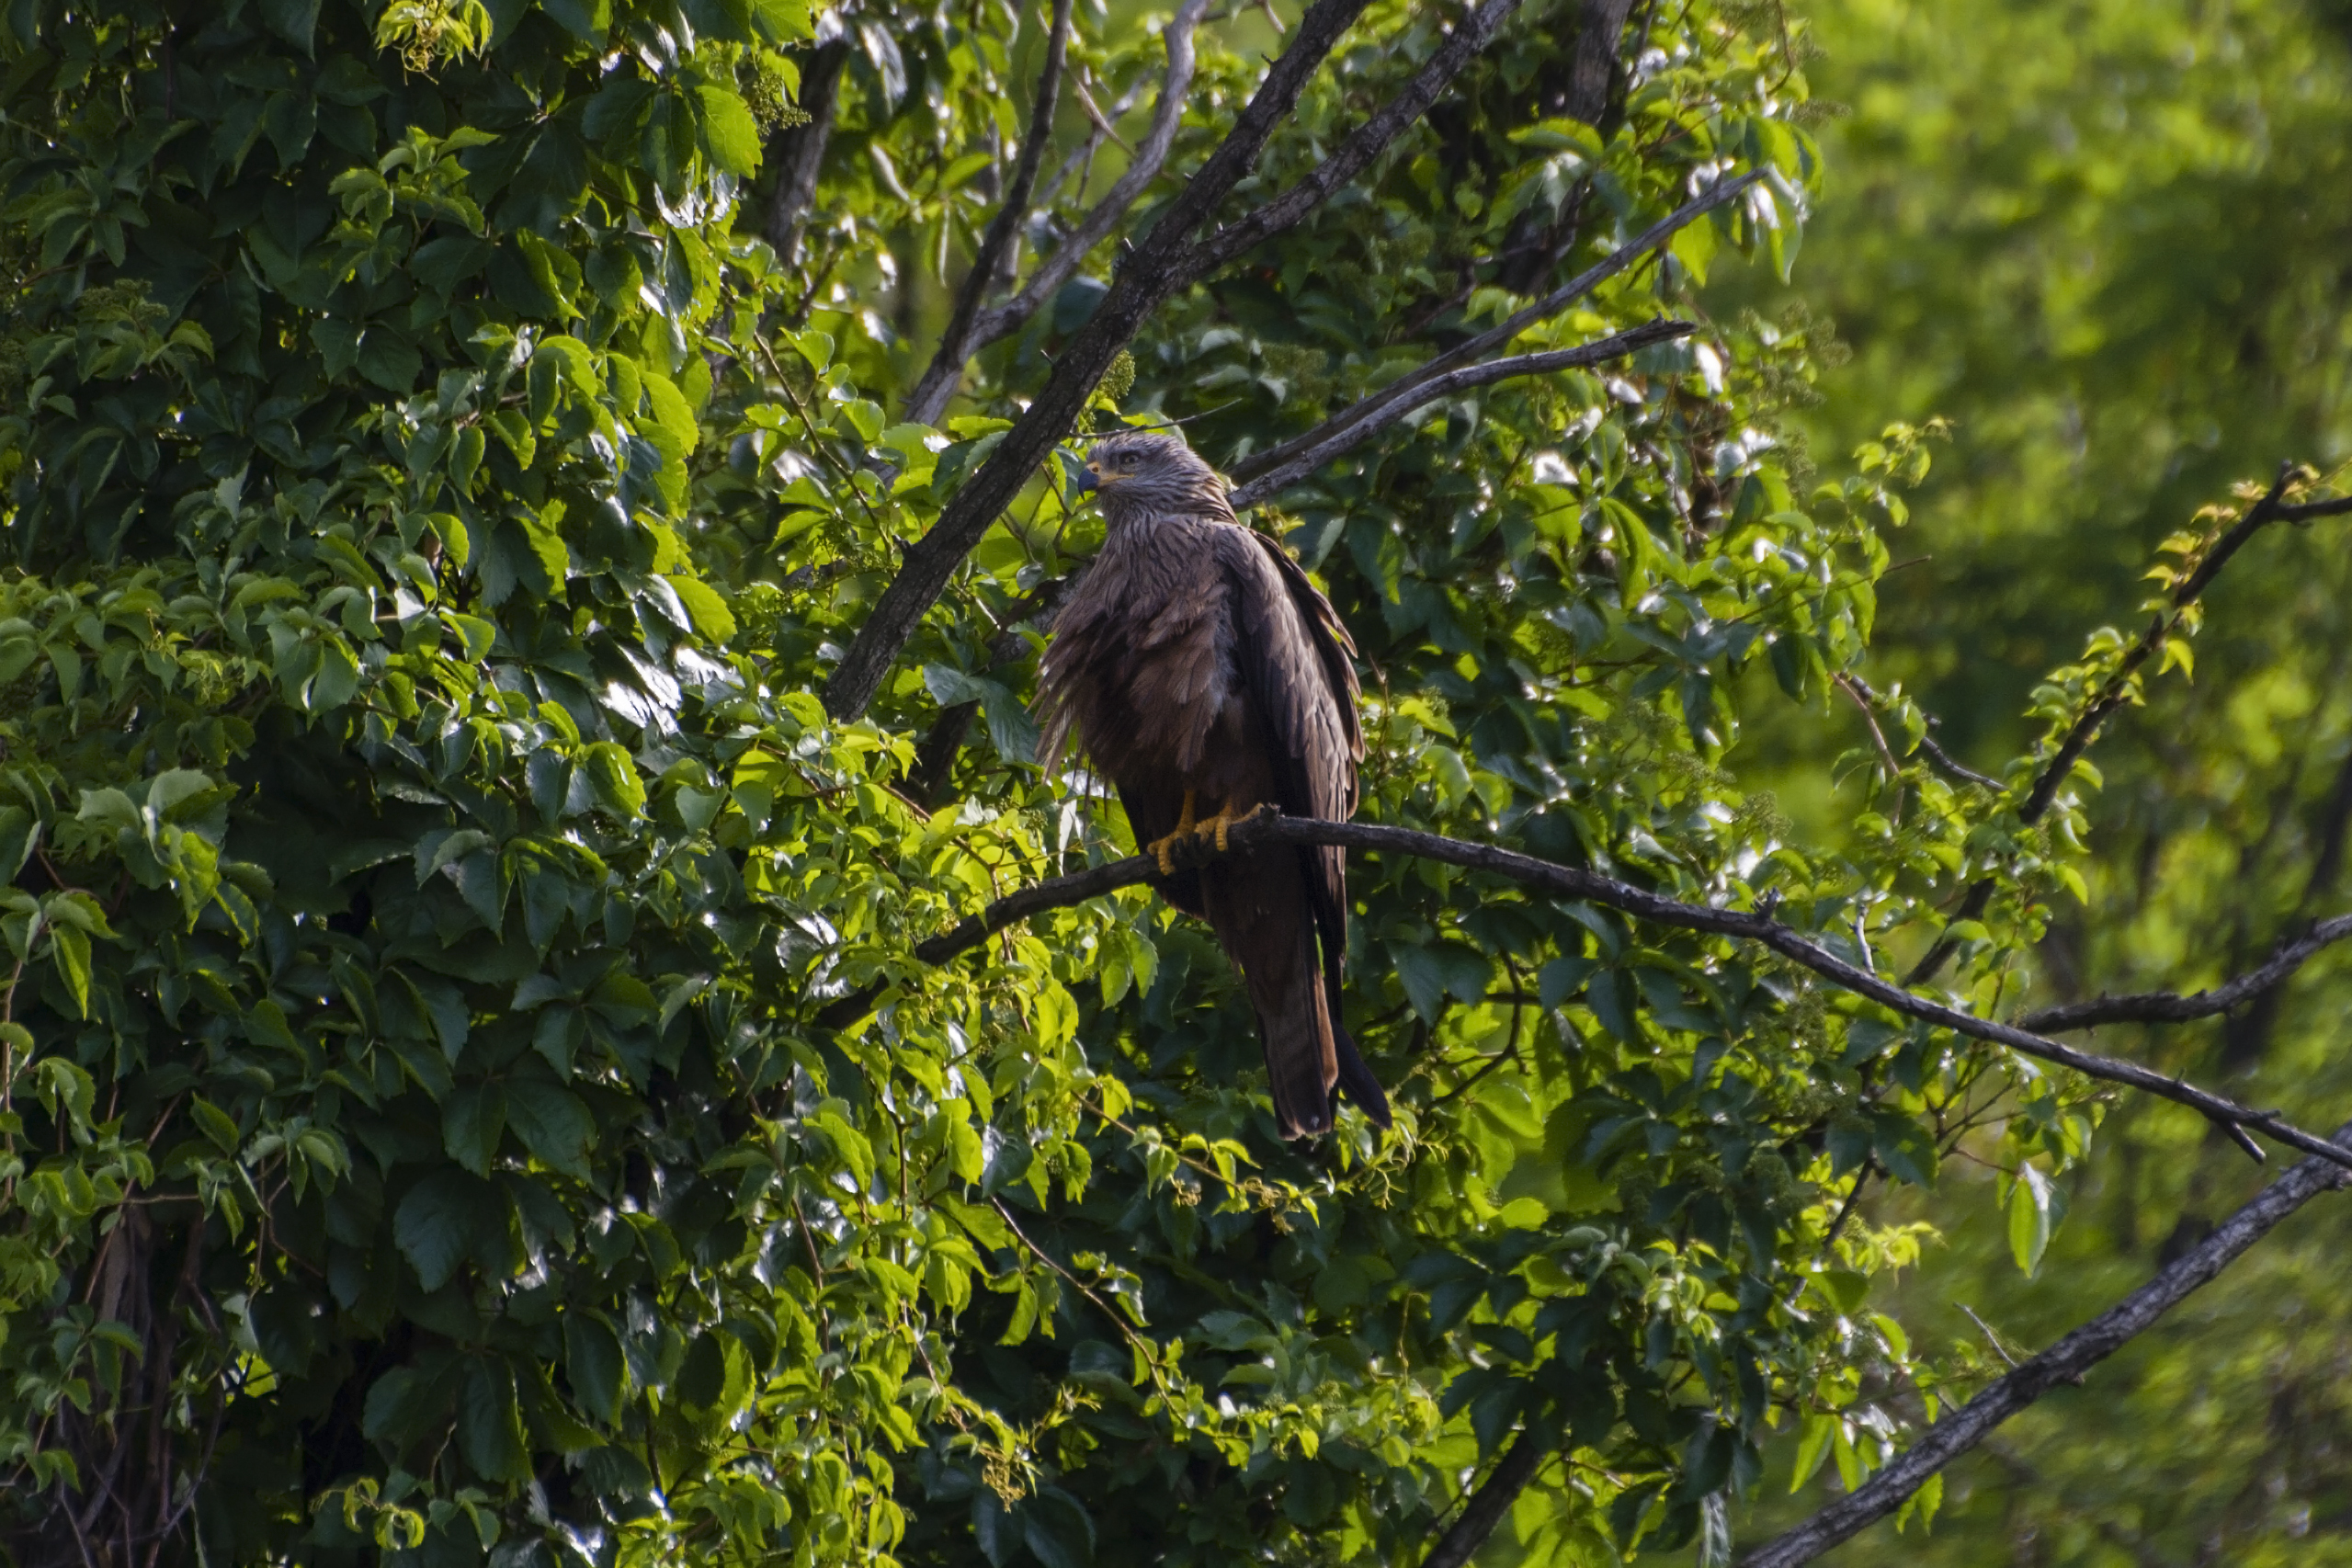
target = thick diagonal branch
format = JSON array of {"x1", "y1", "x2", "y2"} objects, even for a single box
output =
[
  {"x1": 904, "y1": 812, "x2": 2352, "y2": 1170},
  {"x1": 2016, "y1": 914, "x2": 2352, "y2": 1032},
  {"x1": 1227, "y1": 320, "x2": 1692, "y2": 507},
  {"x1": 1736, "y1": 1120, "x2": 2352, "y2": 1568},
  {"x1": 1907, "y1": 476, "x2": 2352, "y2": 985},
  {"x1": 1422, "y1": 1430, "x2": 1548, "y2": 1568},
  {"x1": 823, "y1": 0, "x2": 1522, "y2": 722},
  {"x1": 901, "y1": 0, "x2": 1076, "y2": 426},
  {"x1": 1228, "y1": 173, "x2": 1757, "y2": 489}
]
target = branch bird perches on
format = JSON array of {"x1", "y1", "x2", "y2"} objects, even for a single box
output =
[
  {"x1": 878, "y1": 811, "x2": 2352, "y2": 1563},
  {"x1": 895, "y1": 809, "x2": 2352, "y2": 1171}
]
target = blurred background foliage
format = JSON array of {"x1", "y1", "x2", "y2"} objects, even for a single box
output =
[{"x1": 1715, "y1": 0, "x2": 2352, "y2": 1560}]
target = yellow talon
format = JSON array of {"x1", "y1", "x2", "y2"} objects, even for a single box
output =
[{"x1": 1147, "y1": 791, "x2": 1199, "y2": 875}]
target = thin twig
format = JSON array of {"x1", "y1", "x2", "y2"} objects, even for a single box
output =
[
  {"x1": 1226, "y1": 321, "x2": 1693, "y2": 506},
  {"x1": 904, "y1": 809, "x2": 2352, "y2": 1170},
  {"x1": 2015, "y1": 914, "x2": 2352, "y2": 1032},
  {"x1": 1908, "y1": 470, "x2": 2352, "y2": 985},
  {"x1": 987, "y1": 1196, "x2": 1178, "y2": 1406},
  {"x1": 1738, "y1": 1120, "x2": 2352, "y2": 1568},
  {"x1": 1956, "y1": 1303, "x2": 2019, "y2": 1369},
  {"x1": 1229, "y1": 173, "x2": 1759, "y2": 489},
  {"x1": 1918, "y1": 731, "x2": 2001, "y2": 791},
  {"x1": 1834, "y1": 672, "x2": 1903, "y2": 826},
  {"x1": 949, "y1": 0, "x2": 1210, "y2": 381}
]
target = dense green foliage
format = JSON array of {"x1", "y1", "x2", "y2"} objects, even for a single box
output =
[
  {"x1": 1716, "y1": 0, "x2": 2352, "y2": 1561},
  {"x1": 3, "y1": 0, "x2": 2327, "y2": 1564}
]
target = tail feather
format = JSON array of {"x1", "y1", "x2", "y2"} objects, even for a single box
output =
[
  {"x1": 1203, "y1": 853, "x2": 1338, "y2": 1140},
  {"x1": 1247, "y1": 917, "x2": 1338, "y2": 1141},
  {"x1": 1331, "y1": 1025, "x2": 1392, "y2": 1129}
]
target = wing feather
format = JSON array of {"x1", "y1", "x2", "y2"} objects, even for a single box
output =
[{"x1": 1219, "y1": 536, "x2": 1358, "y2": 971}]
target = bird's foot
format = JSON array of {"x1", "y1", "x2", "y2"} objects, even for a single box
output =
[
  {"x1": 1147, "y1": 791, "x2": 1199, "y2": 875},
  {"x1": 1195, "y1": 807, "x2": 1245, "y2": 854}
]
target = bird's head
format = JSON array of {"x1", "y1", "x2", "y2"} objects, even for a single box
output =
[{"x1": 1074, "y1": 430, "x2": 1232, "y2": 527}]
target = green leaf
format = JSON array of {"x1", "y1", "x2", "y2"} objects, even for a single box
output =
[
  {"x1": 2007, "y1": 1163, "x2": 2056, "y2": 1276},
  {"x1": 190, "y1": 1096, "x2": 241, "y2": 1154},
  {"x1": 457, "y1": 1357, "x2": 531, "y2": 1484},
  {"x1": 580, "y1": 743, "x2": 645, "y2": 818},
  {"x1": 1869, "y1": 1109, "x2": 1939, "y2": 1187},
  {"x1": 661, "y1": 574, "x2": 736, "y2": 642},
  {"x1": 695, "y1": 85, "x2": 763, "y2": 175},
  {"x1": 393, "y1": 1169, "x2": 489, "y2": 1290},
  {"x1": 1389, "y1": 941, "x2": 1447, "y2": 1022},
  {"x1": 258, "y1": 0, "x2": 321, "y2": 52},
  {"x1": 506, "y1": 1078, "x2": 594, "y2": 1178},
  {"x1": 50, "y1": 924, "x2": 89, "y2": 1018},
  {"x1": 564, "y1": 1311, "x2": 628, "y2": 1426},
  {"x1": 363, "y1": 1359, "x2": 457, "y2": 1449},
  {"x1": 443, "y1": 1081, "x2": 506, "y2": 1176}
]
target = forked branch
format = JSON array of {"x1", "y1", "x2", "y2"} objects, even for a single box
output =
[
  {"x1": 904, "y1": 0, "x2": 1212, "y2": 426},
  {"x1": 1228, "y1": 172, "x2": 1759, "y2": 490},
  {"x1": 906, "y1": 810, "x2": 2352, "y2": 1170},
  {"x1": 902, "y1": 0, "x2": 1077, "y2": 426}
]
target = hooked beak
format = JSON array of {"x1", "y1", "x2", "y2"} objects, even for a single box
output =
[{"x1": 1073, "y1": 462, "x2": 1101, "y2": 495}]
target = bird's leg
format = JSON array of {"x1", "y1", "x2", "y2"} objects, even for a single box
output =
[{"x1": 1146, "y1": 791, "x2": 1199, "y2": 875}]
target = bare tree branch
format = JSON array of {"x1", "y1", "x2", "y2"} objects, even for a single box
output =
[
  {"x1": 1907, "y1": 470, "x2": 2352, "y2": 986},
  {"x1": 823, "y1": 0, "x2": 1525, "y2": 722},
  {"x1": 2016, "y1": 914, "x2": 2352, "y2": 1033},
  {"x1": 900, "y1": 809, "x2": 2352, "y2": 1170},
  {"x1": 902, "y1": 0, "x2": 1077, "y2": 426},
  {"x1": 1918, "y1": 729, "x2": 2001, "y2": 791},
  {"x1": 1226, "y1": 320, "x2": 1693, "y2": 507},
  {"x1": 1228, "y1": 172, "x2": 1759, "y2": 489},
  {"x1": 1423, "y1": 1430, "x2": 1547, "y2": 1568},
  {"x1": 763, "y1": 40, "x2": 851, "y2": 264},
  {"x1": 1736, "y1": 1120, "x2": 2352, "y2": 1568}
]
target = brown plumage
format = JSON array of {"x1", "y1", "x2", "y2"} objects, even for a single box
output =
[{"x1": 1035, "y1": 431, "x2": 1391, "y2": 1138}]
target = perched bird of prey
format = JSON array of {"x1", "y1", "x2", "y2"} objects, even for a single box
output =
[{"x1": 1035, "y1": 430, "x2": 1392, "y2": 1139}]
